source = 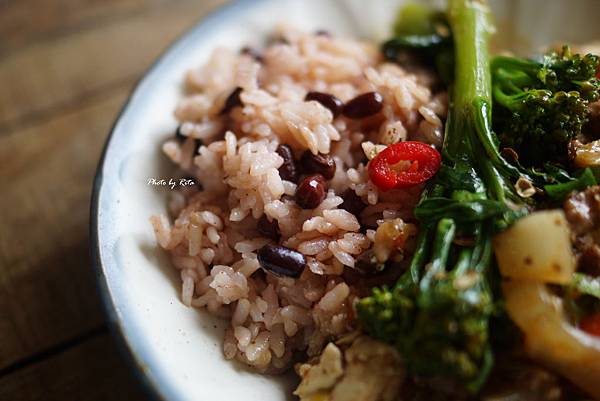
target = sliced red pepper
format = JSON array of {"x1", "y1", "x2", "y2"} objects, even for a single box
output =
[
  {"x1": 581, "y1": 312, "x2": 600, "y2": 337},
  {"x1": 368, "y1": 141, "x2": 441, "y2": 191}
]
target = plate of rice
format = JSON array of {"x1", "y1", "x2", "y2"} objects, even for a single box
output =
[{"x1": 91, "y1": 0, "x2": 600, "y2": 400}]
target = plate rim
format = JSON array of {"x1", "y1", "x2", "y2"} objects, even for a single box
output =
[{"x1": 89, "y1": 1, "x2": 266, "y2": 400}]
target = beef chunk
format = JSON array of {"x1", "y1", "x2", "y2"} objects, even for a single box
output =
[{"x1": 564, "y1": 186, "x2": 600, "y2": 275}]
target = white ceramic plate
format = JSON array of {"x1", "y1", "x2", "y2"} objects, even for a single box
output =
[{"x1": 90, "y1": 1, "x2": 600, "y2": 400}]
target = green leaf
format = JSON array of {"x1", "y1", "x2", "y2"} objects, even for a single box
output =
[
  {"x1": 571, "y1": 273, "x2": 600, "y2": 299},
  {"x1": 544, "y1": 168, "x2": 597, "y2": 201},
  {"x1": 383, "y1": 35, "x2": 449, "y2": 54},
  {"x1": 415, "y1": 197, "x2": 508, "y2": 223},
  {"x1": 435, "y1": 163, "x2": 482, "y2": 192}
]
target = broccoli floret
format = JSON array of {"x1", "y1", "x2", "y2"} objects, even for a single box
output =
[
  {"x1": 492, "y1": 46, "x2": 599, "y2": 166},
  {"x1": 358, "y1": 218, "x2": 497, "y2": 391},
  {"x1": 494, "y1": 88, "x2": 590, "y2": 165},
  {"x1": 358, "y1": 223, "x2": 494, "y2": 386},
  {"x1": 539, "y1": 47, "x2": 599, "y2": 99}
]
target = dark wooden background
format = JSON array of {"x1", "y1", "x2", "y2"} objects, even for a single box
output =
[{"x1": 0, "y1": 0, "x2": 226, "y2": 399}]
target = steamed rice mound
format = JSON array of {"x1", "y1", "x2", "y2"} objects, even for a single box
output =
[{"x1": 151, "y1": 26, "x2": 447, "y2": 372}]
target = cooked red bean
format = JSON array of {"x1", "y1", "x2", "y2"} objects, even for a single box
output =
[
  {"x1": 183, "y1": 176, "x2": 203, "y2": 191},
  {"x1": 340, "y1": 189, "x2": 366, "y2": 216},
  {"x1": 354, "y1": 250, "x2": 387, "y2": 275},
  {"x1": 220, "y1": 87, "x2": 243, "y2": 115},
  {"x1": 193, "y1": 139, "x2": 203, "y2": 155},
  {"x1": 240, "y1": 46, "x2": 263, "y2": 62},
  {"x1": 257, "y1": 215, "x2": 280, "y2": 240},
  {"x1": 257, "y1": 244, "x2": 306, "y2": 278},
  {"x1": 175, "y1": 125, "x2": 203, "y2": 154},
  {"x1": 304, "y1": 91, "x2": 343, "y2": 118},
  {"x1": 300, "y1": 150, "x2": 336, "y2": 179},
  {"x1": 342, "y1": 92, "x2": 384, "y2": 119},
  {"x1": 175, "y1": 125, "x2": 186, "y2": 142},
  {"x1": 276, "y1": 144, "x2": 299, "y2": 182},
  {"x1": 270, "y1": 36, "x2": 290, "y2": 45},
  {"x1": 295, "y1": 174, "x2": 326, "y2": 209}
]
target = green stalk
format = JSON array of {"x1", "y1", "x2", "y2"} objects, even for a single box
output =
[
  {"x1": 448, "y1": 1, "x2": 529, "y2": 185},
  {"x1": 454, "y1": 248, "x2": 473, "y2": 275},
  {"x1": 491, "y1": 55, "x2": 540, "y2": 78},
  {"x1": 420, "y1": 218, "x2": 456, "y2": 292},
  {"x1": 449, "y1": 0, "x2": 530, "y2": 200},
  {"x1": 448, "y1": 0, "x2": 494, "y2": 116}
]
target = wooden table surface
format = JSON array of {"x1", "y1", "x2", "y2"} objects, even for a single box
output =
[{"x1": 0, "y1": 0, "x2": 226, "y2": 399}]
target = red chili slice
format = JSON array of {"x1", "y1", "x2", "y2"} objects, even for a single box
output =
[
  {"x1": 581, "y1": 312, "x2": 600, "y2": 337},
  {"x1": 368, "y1": 141, "x2": 441, "y2": 191}
]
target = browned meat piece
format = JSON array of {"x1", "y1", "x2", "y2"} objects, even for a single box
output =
[
  {"x1": 564, "y1": 186, "x2": 600, "y2": 234},
  {"x1": 480, "y1": 358, "x2": 588, "y2": 401},
  {"x1": 564, "y1": 186, "x2": 600, "y2": 275},
  {"x1": 569, "y1": 138, "x2": 600, "y2": 168},
  {"x1": 294, "y1": 335, "x2": 404, "y2": 401},
  {"x1": 581, "y1": 245, "x2": 600, "y2": 273}
]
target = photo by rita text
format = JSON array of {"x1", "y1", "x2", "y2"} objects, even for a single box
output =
[{"x1": 147, "y1": 177, "x2": 196, "y2": 190}]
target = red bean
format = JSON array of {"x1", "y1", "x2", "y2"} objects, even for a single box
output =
[
  {"x1": 240, "y1": 46, "x2": 263, "y2": 62},
  {"x1": 257, "y1": 244, "x2": 306, "y2": 278},
  {"x1": 305, "y1": 91, "x2": 343, "y2": 118},
  {"x1": 300, "y1": 150, "x2": 336, "y2": 180},
  {"x1": 342, "y1": 92, "x2": 384, "y2": 119},
  {"x1": 174, "y1": 125, "x2": 203, "y2": 154},
  {"x1": 257, "y1": 215, "x2": 280, "y2": 241},
  {"x1": 354, "y1": 250, "x2": 385, "y2": 275},
  {"x1": 314, "y1": 29, "x2": 331, "y2": 37},
  {"x1": 295, "y1": 174, "x2": 326, "y2": 209},
  {"x1": 339, "y1": 189, "x2": 366, "y2": 216},
  {"x1": 220, "y1": 87, "x2": 243, "y2": 115},
  {"x1": 276, "y1": 144, "x2": 299, "y2": 183},
  {"x1": 175, "y1": 124, "x2": 186, "y2": 142},
  {"x1": 182, "y1": 176, "x2": 203, "y2": 191}
]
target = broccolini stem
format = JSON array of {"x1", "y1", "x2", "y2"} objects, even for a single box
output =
[
  {"x1": 448, "y1": 1, "x2": 531, "y2": 188},
  {"x1": 427, "y1": 218, "x2": 456, "y2": 272},
  {"x1": 491, "y1": 55, "x2": 539, "y2": 77},
  {"x1": 472, "y1": 99, "x2": 529, "y2": 184},
  {"x1": 358, "y1": 0, "x2": 505, "y2": 390},
  {"x1": 448, "y1": 0, "x2": 493, "y2": 117},
  {"x1": 471, "y1": 222, "x2": 494, "y2": 272},
  {"x1": 454, "y1": 247, "x2": 474, "y2": 275},
  {"x1": 402, "y1": 226, "x2": 431, "y2": 288}
]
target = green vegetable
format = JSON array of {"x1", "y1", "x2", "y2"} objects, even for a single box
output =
[
  {"x1": 358, "y1": 0, "x2": 525, "y2": 391},
  {"x1": 393, "y1": 3, "x2": 446, "y2": 36},
  {"x1": 564, "y1": 273, "x2": 600, "y2": 324},
  {"x1": 492, "y1": 47, "x2": 600, "y2": 166},
  {"x1": 572, "y1": 273, "x2": 600, "y2": 299},
  {"x1": 544, "y1": 168, "x2": 597, "y2": 201},
  {"x1": 382, "y1": 3, "x2": 453, "y2": 83},
  {"x1": 415, "y1": 197, "x2": 512, "y2": 223}
]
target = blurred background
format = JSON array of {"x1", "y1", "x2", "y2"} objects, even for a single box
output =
[{"x1": 0, "y1": 1, "x2": 225, "y2": 399}]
